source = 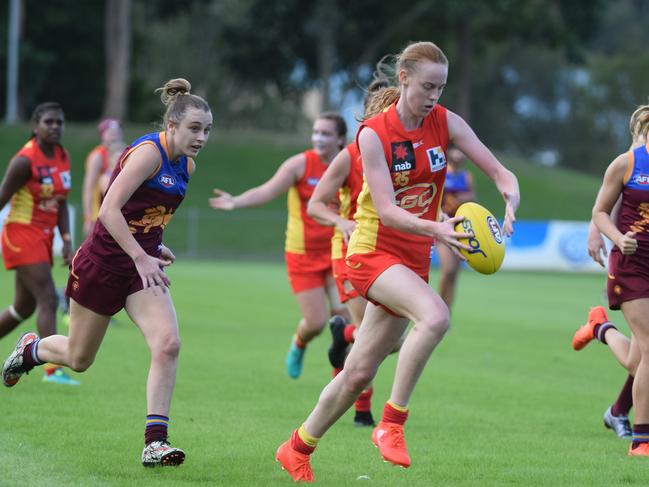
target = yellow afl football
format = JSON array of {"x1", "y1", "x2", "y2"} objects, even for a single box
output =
[{"x1": 453, "y1": 202, "x2": 505, "y2": 274}]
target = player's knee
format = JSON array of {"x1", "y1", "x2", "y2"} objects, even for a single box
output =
[
  {"x1": 154, "y1": 334, "x2": 181, "y2": 360},
  {"x1": 11, "y1": 303, "x2": 35, "y2": 321},
  {"x1": 343, "y1": 366, "x2": 375, "y2": 394},
  {"x1": 68, "y1": 354, "x2": 94, "y2": 372},
  {"x1": 419, "y1": 309, "x2": 450, "y2": 338}
]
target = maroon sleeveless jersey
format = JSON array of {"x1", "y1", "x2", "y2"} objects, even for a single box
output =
[{"x1": 84, "y1": 132, "x2": 193, "y2": 275}]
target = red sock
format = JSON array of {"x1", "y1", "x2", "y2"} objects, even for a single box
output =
[
  {"x1": 290, "y1": 429, "x2": 315, "y2": 455},
  {"x1": 294, "y1": 334, "x2": 306, "y2": 349},
  {"x1": 355, "y1": 387, "x2": 373, "y2": 412},
  {"x1": 343, "y1": 324, "x2": 356, "y2": 344},
  {"x1": 382, "y1": 402, "x2": 408, "y2": 425}
]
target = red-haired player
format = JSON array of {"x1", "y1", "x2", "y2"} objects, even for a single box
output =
[{"x1": 276, "y1": 41, "x2": 519, "y2": 482}]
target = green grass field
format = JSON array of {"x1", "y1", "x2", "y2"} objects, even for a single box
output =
[{"x1": 0, "y1": 260, "x2": 644, "y2": 486}]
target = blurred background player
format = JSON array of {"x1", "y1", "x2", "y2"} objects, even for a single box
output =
[
  {"x1": 82, "y1": 118, "x2": 126, "y2": 236},
  {"x1": 437, "y1": 146, "x2": 476, "y2": 309},
  {"x1": 307, "y1": 79, "x2": 390, "y2": 427},
  {"x1": 209, "y1": 113, "x2": 349, "y2": 379},
  {"x1": 2, "y1": 78, "x2": 212, "y2": 467},
  {"x1": 0, "y1": 102, "x2": 77, "y2": 385},
  {"x1": 276, "y1": 41, "x2": 519, "y2": 482},
  {"x1": 572, "y1": 104, "x2": 649, "y2": 451}
]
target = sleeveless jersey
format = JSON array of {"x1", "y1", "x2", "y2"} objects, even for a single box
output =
[
  {"x1": 617, "y1": 143, "x2": 649, "y2": 257},
  {"x1": 331, "y1": 143, "x2": 364, "y2": 260},
  {"x1": 285, "y1": 149, "x2": 334, "y2": 254},
  {"x1": 348, "y1": 103, "x2": 449, "y2": 260},
  {"x1": 5, "y1": 139, "x2": 71, "y2": 229},
  {"x1": 86, "y1": 132, "x2": 194, "y2": 274},
  {"x1": 85, "y1": 144, "x2": 110, "y2": 221},
  {"x1": 442, "y1": 169, "x2": 472, "y2": 216}
]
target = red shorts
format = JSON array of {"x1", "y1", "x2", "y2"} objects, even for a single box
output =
[
  {"x1": 607, "y1": 250, "x2": 649, "y2": 310},
  {"x1": 285, "y1": 250, "x2": 332, "y2": 294},
  {"x1": 66, "y1": 246, "x2": 144, "y2": 316},
  {"x1": 332, "y1": 257, "x2": 360, "y2": 303},
  {"x1": 346, "y1": 251, "x2": 429, "y2": 316},
  {"x1": 2, "y1": 223, "x2": 53, "y2": 269}
]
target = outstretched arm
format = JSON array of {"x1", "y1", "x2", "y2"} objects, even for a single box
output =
[
  {"x1": 447, "y1": 110, "x2": 519, "y2": 236},
  {"x1": 210, "y1": 154, "x2": 304, "y2": 210}
]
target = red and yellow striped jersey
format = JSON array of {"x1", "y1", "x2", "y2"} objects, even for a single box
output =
[
  {"x1": 85, "y1": 144, "x2": 110, "y2": 222},
  {"x1": 331, "y1": 143, "x2": 363, "y2": 260},
  {"x1": 285, "y1": 149, "x2": 334, "y2": 254},
  {"x1": 6, "y1": 139, "x2": 71, "y2": 229},
  {"x1": 347, "y1": 103, "x2": 449, "y2": 263}
]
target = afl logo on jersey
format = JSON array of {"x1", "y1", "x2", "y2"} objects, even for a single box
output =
[
  {"x1": 158, "y1": 174, "x2": 176, "y2": 187},
  {"x1": 633, "y1": 174, "x2": 649, "y2": 186},
  {"x1": 307, "y1": 177, "x2": 320, "y2": 186}
]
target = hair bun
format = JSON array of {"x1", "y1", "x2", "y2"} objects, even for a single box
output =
[{"x1": 156, "y1": 78, "x2": 192, "y2": 106}]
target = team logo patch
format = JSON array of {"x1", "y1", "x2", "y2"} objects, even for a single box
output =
[
  {"x1": 158, "y1": 174, "x2": 176, "y2": 187},
  {"x1": 427, "y1": 146, "x2": 446, "y2": 172},
  {"x1": 634, "y1": 174, "x2": 649, "y2": 186},
  {"x1": 390, "y1": 141, "x2": 416, "y2": 172},
  {"x1": 306, "y1": 177, "x2": 320, "y2": 186},
  {"x1": 486, "y1": 216, "x2": 503, "y2": 244}
]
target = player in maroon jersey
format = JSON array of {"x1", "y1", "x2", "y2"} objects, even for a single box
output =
[
  {"x1": 2, "y1": 79, "x2": 212, "y2": 467},
  {"x1": 572, "y1": 104, "x2": 649, "y2": 454}
]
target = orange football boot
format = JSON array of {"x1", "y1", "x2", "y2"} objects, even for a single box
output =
[
  {"x1": 275, "y1": 440, "x2": 314, "y2": 483},
  {"x1": 572, "y1": 306, "x2": 609, "y2": 351},
  {"x1": 371, "y1": 422, "x2": 411, "y2": 468},
  {"x1": 628, "y1": 443, "x2": 649, "y2": 457}
]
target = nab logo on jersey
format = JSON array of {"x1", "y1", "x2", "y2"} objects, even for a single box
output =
[
  {"x1": 427, "y1": 146, "x2": 446, "y2": 173},
  {"x1": 158, "y1": 174, "x2": 176, "y2": 187},
  {"x1": 390, "y1": 141, "x2": 416, "y2": 172},
  {"x1": 634, "y1": 174, "x2": 649, "y2": 186}
]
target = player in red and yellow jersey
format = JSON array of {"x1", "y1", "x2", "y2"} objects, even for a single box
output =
[
  {"x1": 437, "y1": 146, "x2": 476, "y2": 309},
  {"x1": 572, "y1": 104, "x2": 649, "y2": 456},
  {"x1": 2, "y1": 79, "x2": 212, "y2": 467},
  {"x1": 276, "y1": 41, "x2": 519, "y2": 482},
  {"x1": 210, "y1": 113, "x2": 349, "y2": 379},
  {"x1": 0, "y1": 102, "x2": 77, "y2": 385},
  {"x1": 82, "y1": 118, "x2": 125, "y2": 236}
]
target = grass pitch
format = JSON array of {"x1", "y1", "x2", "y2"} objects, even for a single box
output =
[{"x1": 0, "y1": 260, "x2": 644, "y2": 486}]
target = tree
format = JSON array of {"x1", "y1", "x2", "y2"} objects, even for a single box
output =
[{"x1": 102, "y1": 0, "x2": 131, "y2": 120}]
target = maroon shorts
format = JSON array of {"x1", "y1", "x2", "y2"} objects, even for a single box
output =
[
  {"x1": 607, "y1": 250, "x2": 649, "y2": 310},
  {"x1": 66, "y1": 246, "x2": 144, "y2": 316}
]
